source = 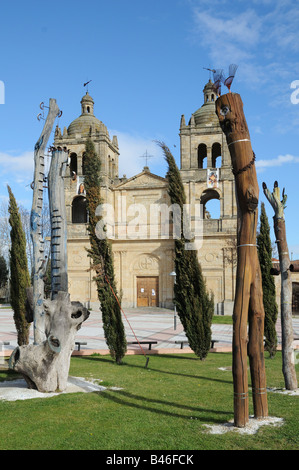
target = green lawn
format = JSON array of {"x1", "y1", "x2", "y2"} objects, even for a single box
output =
[
  {"x1": 212, "y1": 315, "x2": 233, "y2": 324},
  {"x1": 0, "y1": 352, "x2": 298, "y2": 450}
]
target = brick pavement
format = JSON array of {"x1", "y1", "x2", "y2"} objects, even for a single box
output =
[{"x1": 1, "y1": 304, "x2": 298, "y2": 356}]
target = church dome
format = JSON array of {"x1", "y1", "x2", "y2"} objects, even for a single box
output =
[
  {"x1": 67, "y1": 92, "x2": 108, "y2": 136},
  {"x1": 67, "y1": 114, "x2": 107, "y2": 136},
  {"x1": 192, "y1": 80, "x2": 219, "y2": 127}
]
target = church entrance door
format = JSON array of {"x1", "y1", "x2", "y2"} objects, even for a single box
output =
[{"x1": 137, "y1": 276, "x2": 159, "y2": 307}]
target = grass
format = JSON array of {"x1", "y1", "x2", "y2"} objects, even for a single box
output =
[
  {"x1": 212, "y1": 315, "x2": 233, "y2": 324},
  {"x1": 0, "y1": 351, "x2": 298, "y2": 450}
]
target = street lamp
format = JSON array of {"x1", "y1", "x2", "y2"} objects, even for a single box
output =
[{"x1": 169, "y1": 271, "x2": 177, "y2": 330}]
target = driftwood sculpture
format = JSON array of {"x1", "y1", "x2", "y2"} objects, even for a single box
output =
[
  {"x1": 9, "y1": 293, "x2": 89, "y2": 392},
  {"x1": 9, "y1": 101, "x2": 90, "y2": 392},
  {"x1": 263, "y1": 181, "x2": 298, "y2": 390},
  {"x1": 215, "y1": 93, "x2": 268, "y2": 427},
  {"x1": 31, "y1": 99, "x2": 59, "y2": 344}
]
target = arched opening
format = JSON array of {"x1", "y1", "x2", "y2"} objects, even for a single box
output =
[
  {"x1": 69, "y1": 153, "x2": 77, "y2": 177},
  {"x1": 198, "y1": 144, "x2": 207, "y2": 169},
  {"x1": 72, "y1": 196, "x2": 87, "y2": 224},
  {"x1": 212, "y1": 143, "x2": 221, "y2": 168},
  {"x1": 87, "y1": 106, "x2": 90, "y2": 113},
  {"x1": 200, "y1": 189, "x2": 220, "y2": 219}
]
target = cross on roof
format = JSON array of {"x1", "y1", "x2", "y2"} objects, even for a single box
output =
[{"x1": 139, "y1": 150, "x2": 154, "y2": 167}]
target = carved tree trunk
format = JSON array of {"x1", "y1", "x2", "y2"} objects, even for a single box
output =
[
  {"x1": 216, "y1": 93, "x2": 268, "y2": 427},
  {"x1": 48, "y1": 150, "x2": 69, "y2": 298},
  {"x1": 9, "y1": 292, "x2": 89, "y2": 392},
  {"x1": 9, "y1": 102, "x2": 90, "y2": 392},
  {"x1": 263, "y1": 181, "x2": 298, "y2": 390},
  {"x1": 31, "y1": 99, "x2": 59, "y2": 344}
]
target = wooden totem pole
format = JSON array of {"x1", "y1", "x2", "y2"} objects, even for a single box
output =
[
  {"x1": 263, "y1": 181, "x2": 298, "y2": 390},
  {"x1": 215, "y1": 93, "x2": 268, "y2": 427}
]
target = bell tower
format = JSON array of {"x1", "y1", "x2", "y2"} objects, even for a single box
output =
[
  {"x1": 179, "y1": 80, "x2": 237, "y2": 315},
  {"x1": 53, "y1": 92, "x2": 121, "y2": 304}
]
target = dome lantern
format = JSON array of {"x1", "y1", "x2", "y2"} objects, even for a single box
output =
[{"x1": 81, "y1": 92, "x2": 94, "y2": 115}]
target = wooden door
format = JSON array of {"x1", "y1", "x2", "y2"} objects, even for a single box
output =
[{"x1": 137, "y1": 277, "x2": 159, "y2": 307}]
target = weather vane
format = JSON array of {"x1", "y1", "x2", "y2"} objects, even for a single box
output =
[
  {"x1": 84, "y1": 80, "x2": 92, "y2": 92},
  {"x1": 203, "y1": 66, "x2": 216, "y2": 80}
]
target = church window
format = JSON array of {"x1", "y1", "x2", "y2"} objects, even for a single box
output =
[
  {"x1": 72, "y1": 196, "x2": 87, "y2": 224},
  {"x1": 198, "y1": 144, "x2": 207, "y2": 169},
  {"x1": 212, "y1": 143, "x2": 222, "y2": 168},
  {"x1": 87, "y1": 106, "x2": 90, "y2": 113},
  {"x1": 69, "y1": 153, "x2": 78, "y2": 176}
]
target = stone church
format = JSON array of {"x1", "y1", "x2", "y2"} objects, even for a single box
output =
[{"x1": 53, "y1": 79, "x2": 239, "y2": 314}]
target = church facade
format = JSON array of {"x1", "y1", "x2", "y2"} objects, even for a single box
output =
[{"x1": 54, "y1": 80, "x2": 238, "y2": 314}]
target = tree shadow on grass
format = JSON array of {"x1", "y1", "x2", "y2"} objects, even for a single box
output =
[
  {"x1": 97, "y1": 389, "x2": 232, "y2": 424},
  {"x1": 75, "y1": 356, "x2": 233, "y2": 386}
]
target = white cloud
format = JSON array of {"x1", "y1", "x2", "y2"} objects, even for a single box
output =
[
  {"x1": 0, "y1": 151, "x2": 34, "y2": 177},
  {"x1": 192, "y1": 8, "x2": 262, "y2": 65},
  {"x1": 256, "y1": 154, "x2": 299, "y2": 169},
  {"x1": 191, "y1": 1, "x2": 299, "y2": 91}
]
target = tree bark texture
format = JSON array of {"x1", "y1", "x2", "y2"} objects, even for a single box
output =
[
  {"x1": 31, "y1": 99, "x2": 60, "y2": 344},
  {"x1": 216, "y1": 93, "x2": 268, "y2": 427},
  {"x1": 263, "y1": 182, "x2": 298, "y2": 390}
]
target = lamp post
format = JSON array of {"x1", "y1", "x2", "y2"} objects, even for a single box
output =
[{"x1": 169, "y1": 271, "x2": 177, "y2": 330}]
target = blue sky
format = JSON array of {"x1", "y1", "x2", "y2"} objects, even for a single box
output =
[{"x1": 0, "y1": 0, "x2": 299, "y2": 257}]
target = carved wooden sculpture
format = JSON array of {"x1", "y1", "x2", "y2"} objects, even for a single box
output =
[
  {"x1": 48, "y1": 149, "x2": 69, "y2": 298},
  {"x1": 10, "y1": 292, "x2": 89, "y2": 392},
  {"x1": 263, "y1": 181, "x2": 298, "y2": 390},
  {"x1": 215, "y1": 93, "x2": 268, "y2": 427},
  {"x1": 9, "y1": 102, "x2": 90, "y2": 392},
  {"x1": 31, "y1": 99, "x2": 59, "y2": 344}
]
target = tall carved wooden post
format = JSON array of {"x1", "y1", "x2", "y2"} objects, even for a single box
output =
[
  {"x1": 215, "y1": 93, "x2": 268, "y2": 427},
  {"x1": 31, "y1": 99, "x2": 60, "y2": 344},
  {"x1": 263, "y1": 181, "x2": 298, "y2": 390},
  {"x1": 48, "y1": 149, "x2": 69, "y2": 299}
]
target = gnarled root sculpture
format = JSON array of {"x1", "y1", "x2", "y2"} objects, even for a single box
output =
[{"x1": 9, "y1": 292, "x2": 89, "y2": 392}]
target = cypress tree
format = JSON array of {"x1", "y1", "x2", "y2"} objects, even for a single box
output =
[
  {"x1": 0, "y1": 255, "x2": 8, "y2": 290},
  {"x1": 7, "y1": 185, "x2": 30, "y2": 345},
  {"x1": 257, "y1": 202, "x2": 278, "y2": 358},
  {"x1": 159, "y1": 142, "x2": 214, "y2": 360},
  {"x1": 84, "y1": 138, "x2": 127, "y2": 364}
]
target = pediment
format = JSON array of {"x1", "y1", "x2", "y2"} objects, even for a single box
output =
[{"x1": 114, "y1": 170, "x2": 167, "y2": 190}]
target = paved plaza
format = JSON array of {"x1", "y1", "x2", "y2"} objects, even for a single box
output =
[{"x1": 0, "y1": 304, "x2": 299, "y2": 356}]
